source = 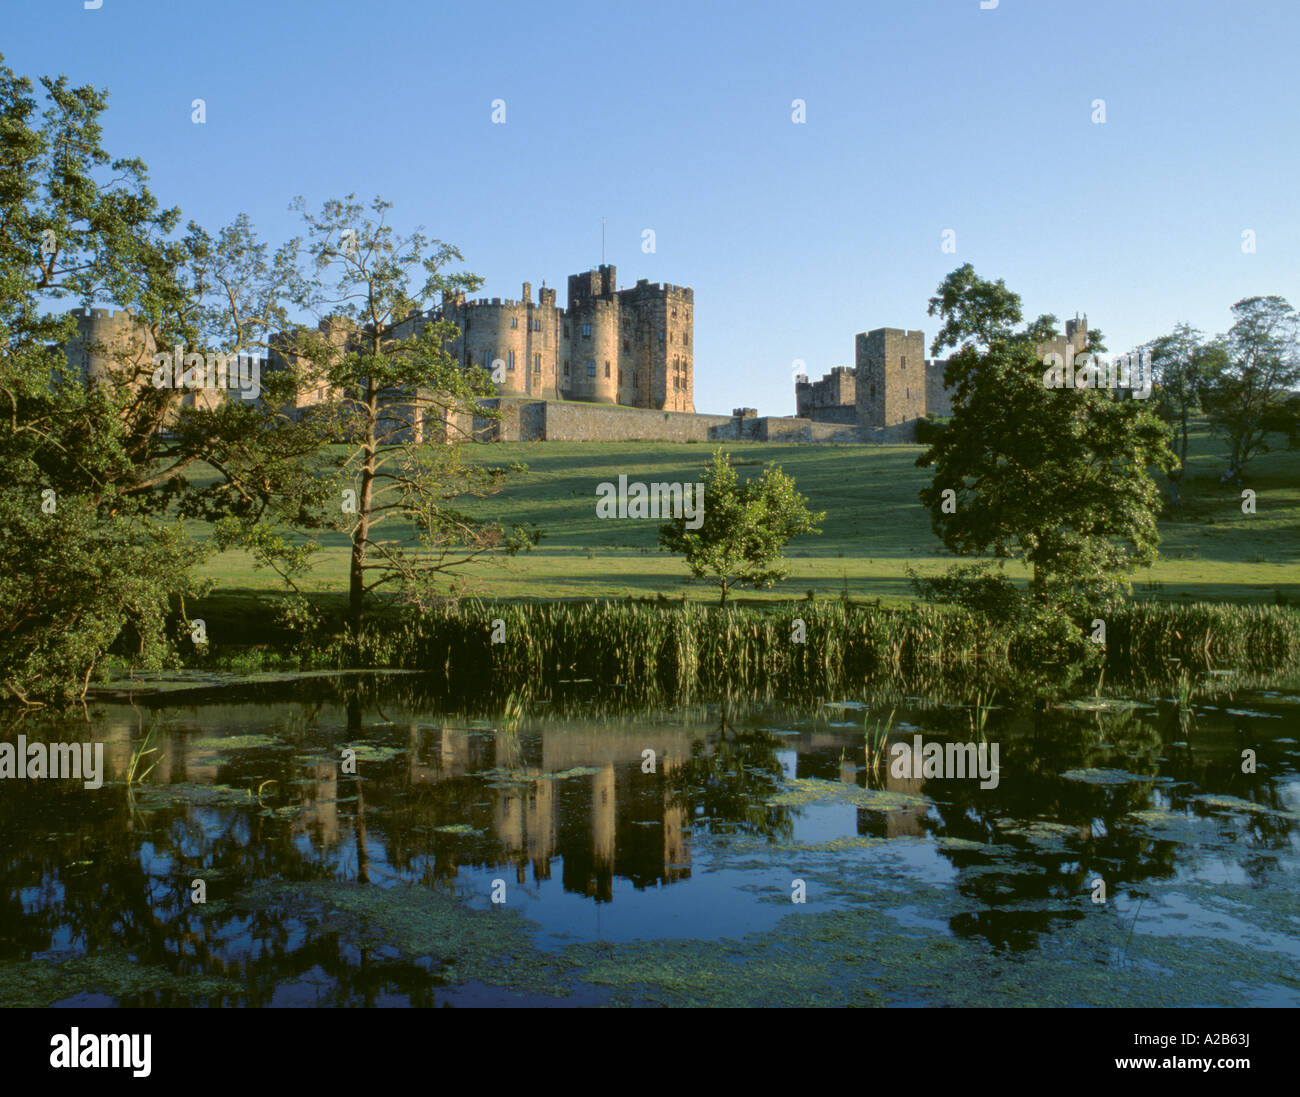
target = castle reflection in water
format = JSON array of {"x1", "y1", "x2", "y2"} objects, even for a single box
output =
[{"x1": 84, "y1": 706, "x2": 931, "y2": 904}]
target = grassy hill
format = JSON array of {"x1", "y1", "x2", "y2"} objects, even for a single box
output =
[{"x1": 199, "y1": 423, "x2": 1299, "y2": 608}]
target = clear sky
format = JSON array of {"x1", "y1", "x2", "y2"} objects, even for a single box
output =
[{"x1": 5, "y1": 0, "x2": 1297, "y2": 415}]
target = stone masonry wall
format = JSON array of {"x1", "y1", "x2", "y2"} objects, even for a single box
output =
[{"x1": 856, "y1": 328, "x2": 927, "y2": 429}]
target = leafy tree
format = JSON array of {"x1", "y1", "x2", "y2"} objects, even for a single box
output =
[
  {"x1": 0, "y1": 57, "x2": 326, "y2": 700},
  {"x1": 926, "y1": 263, "x2": 1023, "y2": 354},
  {"x1": 917, "y1": 266, "x2": 1174, "y2": 610},
  {"x1": 1203, "y1": 295, "x2": 1300, "y2": 483},
  {"x1": 659, "y1": 449, "x2": 823, "y2": 605},
  {"x1": 1024, "y1": 314, "x2": 1060, "y2": 344},
  {"x1": 1146, "y1": 323, "x2": 1224, "y2": 505},
  {"x1": 1260, "y1": 391, "x2": 1300, "y2": 450},
  {"x1": 0, "y1": 57, "x2": 209, "y2": 701},
  {"x1": 278, "y1": 195, "x2": 540, "y2": 633}
]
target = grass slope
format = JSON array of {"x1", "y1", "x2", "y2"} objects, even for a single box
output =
[{"x1": 197, "y1": 423, "x2": 1299, "y2": 608}]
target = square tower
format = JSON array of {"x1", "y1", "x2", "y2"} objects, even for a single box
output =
[{"x1": 855, "y1": 328, "x2": 927, "y2": 429}]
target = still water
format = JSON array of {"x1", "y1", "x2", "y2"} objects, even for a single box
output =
[{"x1": 3, "y1": 675, "x2": 1298, "y2": 1007}]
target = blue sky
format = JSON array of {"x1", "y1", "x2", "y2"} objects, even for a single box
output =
[{"x1": 6, "y1": 0, "x2": 1298, "y2": 415}]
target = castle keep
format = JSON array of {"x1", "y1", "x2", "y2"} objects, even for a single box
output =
[{"x1": 436, "y1": 264, "x2": 694, "y2": 412}]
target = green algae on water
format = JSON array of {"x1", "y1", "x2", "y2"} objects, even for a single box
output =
[
  {"x1": 766, "y1": 777, "x2": 928, "y2": 813},
  {"x1": 1060, "y1": 768, "x2": 1169, "y2": 786},
  {"x1": 188, "y1": 734, "x2": 282, "y2": 751}
]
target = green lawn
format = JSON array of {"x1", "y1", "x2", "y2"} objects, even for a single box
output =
[{"x1": 196, "y1": 424, "x2": 1300, "y2": 607}]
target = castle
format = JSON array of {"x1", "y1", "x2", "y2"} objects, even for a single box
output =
[
  {"x1": 60, "y1": 307, "x2": 240, "y2": 417},
  {"x1": 796, "y1": 315, "x2": 1088, "y2": 439},
  {"x1": 436, "y1": 265, "x2": 695, "y2": 412},
  {"x1": 58, "y1": 283, "x2": 1088, "y2": 445}
]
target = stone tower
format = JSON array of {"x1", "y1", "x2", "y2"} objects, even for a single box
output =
[
  {"x1": 439, "y1": 282, "x2": 566, "y2": 401},
  {"x1": 855, "y1": 328, "x2": 927, "y2": 430},
  {"x1": 616, "y1": 278, "x2": 694, "y2": 412},
  {"x1": 565, "y1": 265, "x2": 620, "y2": 404},
  {"x1": 1036, "y1": 313, "x2": 1089, "y2": 366},
  {"x1": 63, "y1": 307, "x2": 156, "y2": 387}
]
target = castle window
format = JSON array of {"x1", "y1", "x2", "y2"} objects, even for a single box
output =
[
  {"x1": 564, "y1": 360, "x2": 570, "y2": 375},
  {"x1": 563, "y1": 325, "x2": 569, "y2": 338},
  {"x1": 465, "y1": 319, "x2": 470, "y2": 331},
  {"x1": 604, "y1": 361, "x2": 610, "y2": 378},
  {"x1": 658, "y1": 331, "x2": 665, "y2": 342},
  {"x1": 511, "y1": 317, "x2": 518, "y2": 329},
  {"x1": 533, "y1": 353, "x2": 541, "y2": 372},
  {"x1": 587, "y1": 361, "x2": 596, "y2": 377},
  {"x1": 671, "y1": 309, "x2": 677, "y2": 318},
  {"x1": 533, "y1": 317, "x2": 541, "y2": 331},
  {"x1": 507, "y1": 351, "x2": 515, "y2": 371},
  {"x1": 623, "y1": 340, "x2": 630, "y2": 351},
  {"x1": 582, "y1": 323, "x2": 592, "y2": 337},
  {"x1": 900, "y1": 356, "x2": 906, "y2": 369}
]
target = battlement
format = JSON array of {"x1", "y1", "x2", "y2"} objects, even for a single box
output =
[
  {"x1": 625, "y1": 279, "x2": 693, "y2": 300},
  {"x1": 568, "y1": 265, "x2": 618, "y2": 304},
  {"x1": 69, "y1": 307, "x2": 136, "y2": 323},
  {"x1": 861, "y1": 327, "x2": 925, "y2": 340}
]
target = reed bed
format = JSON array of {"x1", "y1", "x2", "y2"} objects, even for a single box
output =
[{"x1": 318, "y1": 600, "x2": 1300, "y2": 702}]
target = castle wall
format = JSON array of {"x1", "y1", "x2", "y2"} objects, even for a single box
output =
[
  {"x1": 924, "y1": 359, "x2": 954, "y2": 418},
  {"x1": 466, "y1": 398, "x2": 731, "y2": 443},
  {"x1": 796, "y1": 365, "x2": 855, "y2": 421},
  {"x1": 540, "y1": 399, "x2": 727, "y2": 441}
]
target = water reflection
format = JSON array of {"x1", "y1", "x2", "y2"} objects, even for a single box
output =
[{"x1": 2, "y1": 675, "x2": 1298, "y2": 1005}]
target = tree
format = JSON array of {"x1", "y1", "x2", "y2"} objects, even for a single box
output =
[
  {"x1": 1146, "y1": 323, "x2": 1220, "y2": 506},
  {"x1": 280, "y1": 195, "x2": 539, "y2": 633},
  {"x1": 659, "y1": 449, "x2": 823, "y2": 605},
  {"x1": 0, "y1": 57, "x2": 336, "y2": 700},
  {"x1": 0, "y1": 57, "x2": 209, "y2": 702},
  {"x1": 1024, "y1": 314, "x2": 1060, "y2": 344},
  {"x1": 926, "y1": 263, "x2": 1023, "y2": 354},
  {"x1": 917, "y1": 266, "x2": 1174, "y2": 608},
  {"x1": 1203, "y1": 295, "x2": 1300, "y2": 484}
]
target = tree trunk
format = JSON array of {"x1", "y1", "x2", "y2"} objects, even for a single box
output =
[{"x1": 348, "y1": 382, "x2": 378, "y2": 635}]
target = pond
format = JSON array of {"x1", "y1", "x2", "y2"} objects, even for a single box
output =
[{"x1": 2, "y1": 673, "x2": 1298, "y2": 1007}]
